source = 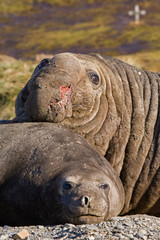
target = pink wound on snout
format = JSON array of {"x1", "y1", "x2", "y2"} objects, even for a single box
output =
[{"x1": 56, "y1": 86, "x2": 72, "y2": 107}]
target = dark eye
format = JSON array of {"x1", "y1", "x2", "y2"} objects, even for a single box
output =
[
  {"x1": 63, "y1": 182, "x2": 73, "y2": 191},
  {"x1": 39, "y1": 58, "x2": 49, "y2": 69},
  {"x1": 88, "y1": 72, "x2": 99, "y2": 85},
  {"x1": 99, "y1": 184, "x2": 109, "y2": 190}
]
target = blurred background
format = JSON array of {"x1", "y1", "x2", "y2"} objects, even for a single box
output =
[{"x1": 0, "y1": 0, "x2": 160, "y2": 119}]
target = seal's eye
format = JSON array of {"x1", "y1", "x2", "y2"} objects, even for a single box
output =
[
  {"x1": 99, "y1": 184, "x2": 109, "y2": 190},
  {"x1": 39, "y1": 58, "x2": 49, "y2": 69},
  {"x1": 63, "y1": 182, "x2": 73, "y2": 191},
  {"x1": 88, "y1": 72, "x2": 99, "y2": 85}
]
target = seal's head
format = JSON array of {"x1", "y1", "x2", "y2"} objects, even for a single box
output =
[
  {"x1": 15, "y1": 52, "x2": 107, "y2": 127},
  {"x1": 41, "y1": 164, "x2": 124, "y2": 225}
]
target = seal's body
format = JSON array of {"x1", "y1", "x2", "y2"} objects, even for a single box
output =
[
  {"x1": 14, "y1": 53, "x2": 160, "y2": 217},
  {"x1": 0, "y1": 123, "x2": 124, "y2": 226}
]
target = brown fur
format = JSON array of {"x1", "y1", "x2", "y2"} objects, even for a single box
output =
[{"x1": 14, "y1": 53, "x2": 160, "y2": 216}]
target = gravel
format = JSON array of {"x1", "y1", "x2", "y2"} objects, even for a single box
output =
[{"x1": 0, "y1": 215, "x2": 159, "y2": 240}]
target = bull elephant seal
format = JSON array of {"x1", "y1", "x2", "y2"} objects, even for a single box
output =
[
  {"x1": 14, "y1": 53, "x2": 160, "y2": 217},
  {"x1": 0, "y1": 122, "x2": 124, "y2": 226}
]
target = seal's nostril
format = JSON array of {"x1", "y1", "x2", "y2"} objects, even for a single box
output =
[
  {"x1": 84, "y1": 196, "x2": 89, "y2": 205},
  {"x1": 82, "y1": 196, "x2": 91, "y2": 207}
]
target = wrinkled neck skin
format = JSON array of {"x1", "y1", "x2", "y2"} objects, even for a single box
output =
[{"x1": 97, "y1": 55, "x2": 160, "y2": 216}]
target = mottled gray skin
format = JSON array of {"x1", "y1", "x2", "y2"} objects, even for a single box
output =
[
  {"x1": 0, "y1": 122, "x2": 124, "y2": 226},
  {"x1": 14, "y1": 53, "x2": 160, "y2": 217}
]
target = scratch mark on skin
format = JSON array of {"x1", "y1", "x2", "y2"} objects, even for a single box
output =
[{"x1": 55, "y1": 85, "x2": 72, "y2": 107}]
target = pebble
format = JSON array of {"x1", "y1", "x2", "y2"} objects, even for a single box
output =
[
  {"x1": 0, "y1": 235, "x2": 8, "y2": 240},
  {"x1": 12, "y1": 229, "x2": 30, "y2": 239},
  {"x1": 0, "y1": 215, "x2": 159, "y2": 239},
  {"x1": 37, "y1": 226, "x2": 44, "y2": 230}
]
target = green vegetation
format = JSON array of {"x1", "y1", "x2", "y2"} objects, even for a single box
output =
[
  {"x1": 0, "y1": 0, "x2": 34, "y2": 15},
  {"x1": 0, "y1": 0, "x2": 127, "y2": 15},
  {"x1": 117, "y1": 51, "x2": 160, "y2": 72},
  {"x1": 0, "y1": 56, "x2": 36, "y2": 119},
  {"x1": 16, "y1": 24, "x2": 114, "y2": 58},
  {"x1": 118, "y1": 24, "x2": 160, "y2": 51},
  {"x1": 1, "y1": 0, "x2": 160, "y2": 58}
]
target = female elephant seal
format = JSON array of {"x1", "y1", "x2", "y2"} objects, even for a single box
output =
[
  {"x1": 0, "y1": 122, "x2": 124, "y2": 226},
  {"x1": 14, "y1": 53, "x2": 160, "y2": 217}
]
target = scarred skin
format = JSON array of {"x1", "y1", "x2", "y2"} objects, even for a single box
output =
[
  {"x1": 14, "y1": 53, "x2": 160, "y2": 216},
  {"x1": 0, "y1": 122, "x2": 124, "y2": 226}
]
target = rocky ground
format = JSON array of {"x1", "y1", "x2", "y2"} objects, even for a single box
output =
[{"x1": 0, "y1": 215, "x2": 159, "y2": 240}]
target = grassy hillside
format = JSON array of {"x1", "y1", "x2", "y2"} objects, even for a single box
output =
[
  {"x1": 0, "y1": 0, "x2": 160, "y2": 58},
  {"x1": 0, "y1": 55, "x2": 36, "y2": 119},
  {"x1": 1, "y1": 51, "x2": 160, "y2": 120}
]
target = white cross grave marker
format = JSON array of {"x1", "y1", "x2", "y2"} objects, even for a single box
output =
[{"x1": 128, "y1": 5, "x2": 146, "y2": 24}]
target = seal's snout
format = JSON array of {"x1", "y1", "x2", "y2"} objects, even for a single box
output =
[{"x1": 23, "y1": 82, "x2": 73, "y2": 122}]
